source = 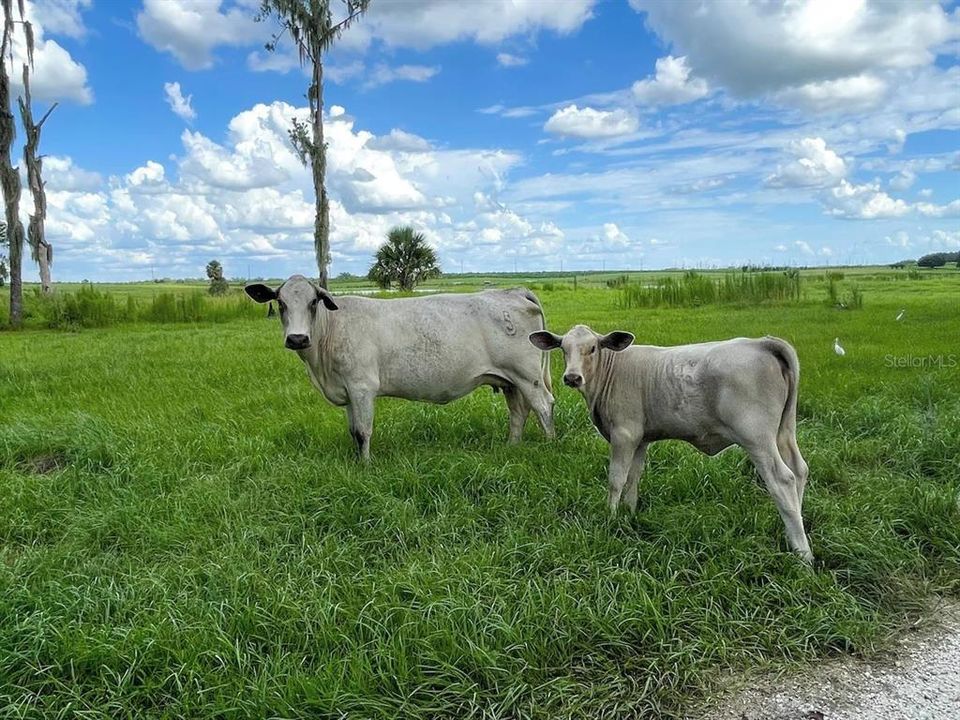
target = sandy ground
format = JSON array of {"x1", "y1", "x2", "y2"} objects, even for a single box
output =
[{"x1": 694, "y1": 600, "x2": 960, "y2": 720}]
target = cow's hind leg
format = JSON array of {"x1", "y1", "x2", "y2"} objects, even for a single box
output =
[
  {"x1": 746, "y1": 440, "x2": 813, "y2": 563},
  {"x1": 622, "y1": 443, "x2": 647, "y2": 513},
  {"x1": 503, "y1": 386, "x2": 530, "y2": 445},
  {"x1": 517, "y1": 381, "x2": 555, "y2": 440},
  {"x1": 346, "y1": 391, "x2": 375, "y2": 462},
  {"x1": 777, "y1": 431, "x2": 809, "y2": 506}
]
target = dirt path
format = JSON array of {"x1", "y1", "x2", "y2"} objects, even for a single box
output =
[{"x1": 694, "y1": 601, "x2": 960, "y2": 720}]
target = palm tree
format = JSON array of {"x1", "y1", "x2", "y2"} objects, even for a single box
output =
[
  {"x1": 256, "y1": 0, "x2": 370, "y2": 289},
  {"x1": 368, "y1": 226, "x2": 441, "y2": 292}
]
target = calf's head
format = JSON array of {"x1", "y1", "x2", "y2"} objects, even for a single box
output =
[
  {"x1": 244, "y1": 274, "x2": 338, "y2": 351},
  {"x1": 529, "y1": 324, "x2": 634, "y2": 389}
]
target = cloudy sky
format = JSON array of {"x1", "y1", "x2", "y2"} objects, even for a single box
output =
[{"x1": 9, "y1": 0, "x2": 960, "y2": 281}]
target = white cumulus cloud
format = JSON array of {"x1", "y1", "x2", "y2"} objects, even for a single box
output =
[
  {"x1": 2, "y1": 0, "x2": 92, "y2": 103},
  {"x1": 632, "y1": 55, "x2": 709, "y2": 106},
  {"x1": 164, "y1": 82, "x2": 196, "y2": 122},
  {"x1": 630, "y1": 0, "x2": 959, "y2": 97},
  {"x1": 497, "y1": 52, "x2": 529, "y2": 67},
  {"x1": 137, "y1": 0, "x2": 262, "y2": 70},
  {"x1": 365, "y1": 63, "x2": 440, "y2": 88},
  {"x1": 766, "y1": 137, "x2": 848, "y2": 188},
  {"x1": 544, "y1": 104, "x2": 639, "y2": 139}
]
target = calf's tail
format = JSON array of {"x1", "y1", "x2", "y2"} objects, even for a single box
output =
[{"x1": 763, "y1": 336, "x2": 799, "y2": 438}]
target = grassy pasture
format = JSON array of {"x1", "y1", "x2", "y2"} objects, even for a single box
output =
[{"x1": 0, "y1": 268, "x2": 958, "y2": 718}]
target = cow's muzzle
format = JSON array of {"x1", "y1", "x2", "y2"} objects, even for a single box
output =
[
  {"x1": 285, "y1": 334, "x2": 310, "y2": 350},
  {"x1": 563, "y1": 373, "x2": 583, "y2": 388}
]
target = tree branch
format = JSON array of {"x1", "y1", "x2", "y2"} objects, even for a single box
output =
[{"x1": 35, "y1": 102, "x2": 57, "y2": 130}]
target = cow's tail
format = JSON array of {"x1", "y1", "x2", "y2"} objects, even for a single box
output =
[
  {"x1": 522, "y1": 288, "x2": 552, "y2": 395},
  {"x1": 763, "y1": 336, "x2": 799, "y2": 439}
]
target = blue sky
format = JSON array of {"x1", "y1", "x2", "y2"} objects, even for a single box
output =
[{"x1": 9, "y1": 0, "x2": 960, "y2": 281}]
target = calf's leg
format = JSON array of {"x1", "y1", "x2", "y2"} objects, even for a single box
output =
[
  {"x1": 746, "y1": 441, "x2": 813, "y2": 563},
  {"x1": 622, "y1": 443, "x2": 648, "y2": 513},
  {"x1": 607, "y1": 435, "x2": 638, "y2": 515}
]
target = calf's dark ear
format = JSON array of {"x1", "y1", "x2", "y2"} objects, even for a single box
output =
[
  {"x1": 529, "y1": 331, "x2": 563, "y2": 351},
  {"x1": 599, "y1": 331, "x2": 634, "y2": 352},
  {"x1": 245, "y1": 283, "x2": 278, "y2": 304}
]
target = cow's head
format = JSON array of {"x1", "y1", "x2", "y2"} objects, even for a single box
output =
[
  {"x1": 529, "y1": 324, "x2": 633, "y2": 390},
  {"x1": 244, "y1": 274, "x2": 338, "y2": 351}
]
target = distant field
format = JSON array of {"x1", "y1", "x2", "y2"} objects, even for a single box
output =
[{"x1": 1, "y1": 267, "x2": 958, "y2": 717}]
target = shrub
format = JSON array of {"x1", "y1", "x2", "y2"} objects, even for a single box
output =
[
  {"x1": 40, "y1": 285, "x2": 128, "y2": 328},
  {"x1": 826, "y1": 277, "x2": 865, "y2": 310},
  {"x1": 619, "y1": 271, "x2": 801, "y2": 309}
]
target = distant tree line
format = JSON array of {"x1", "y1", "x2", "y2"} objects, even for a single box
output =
[
  {"x1": 917, "y1": 252, "x2": 960, "y2": 268},
  {"x1": 890, "y1": 253, "x2": 960, "y2": 269}
]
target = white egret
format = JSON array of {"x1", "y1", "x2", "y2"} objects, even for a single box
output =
[{"x1": 834, "y1": 338, "x2": 846, "y2": 356}]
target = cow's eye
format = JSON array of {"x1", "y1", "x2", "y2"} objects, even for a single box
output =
[
  {"x1": 589, "y1": 346, "x2": 597, "y2": 355},
  {"x1": 278, "y1": 301, "x2": 286, "y2": 313},
  {"x1": 309, "y1": 297, "x2": 319, "y2": 310}
]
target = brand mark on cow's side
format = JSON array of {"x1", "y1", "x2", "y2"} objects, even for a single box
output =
[{"x1": 502, "y1": 311, "x2": 517, "y2": 336}]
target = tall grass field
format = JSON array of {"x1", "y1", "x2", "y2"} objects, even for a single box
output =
[{"x1": 1, "y1": 268, "x2": 958, "y2": 718}]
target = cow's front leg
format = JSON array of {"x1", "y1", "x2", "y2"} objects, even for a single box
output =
[
  {"x1": 503, "y1": 386, "x2": 530, "y2": 445},
  {"x1": 622, "y1": 443, "x2": 647, "y2": 513},
  {"x1": 346, "y1": 390, "x2": 375, "y2": 462},
  {"x1": 607, "y1": 434, "x2": 637, "y2": 515}
]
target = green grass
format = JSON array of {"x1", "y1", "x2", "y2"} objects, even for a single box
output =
[
  {"x1": 618, "y1": 270, "x2": 802, "y2": 308},
  {"x1": 0, "y1": 269, "x2": 958, "y2": 718}
]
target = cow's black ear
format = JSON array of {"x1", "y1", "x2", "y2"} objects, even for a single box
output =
[
  {"x1": 245, "y1": 283, "x2": 277, "y2": 304},
  {"x1": 599, "y1": 331, "x2": 634, "y2": 352},
  {"x1": 529, "y1": 331, "x2": 563, "y2": 351},
  {"x1": 307, "y1": 280, "x2": 339, "y2": 311},
  {"x1": 317, "y1": 288, "x2": 339, "y2": 311}
]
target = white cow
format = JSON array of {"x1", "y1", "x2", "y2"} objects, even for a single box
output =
[
  {"x1": 246, "y1": 275, "x2": 555, "y2": 459},
  {"x1": 530, "y1": 324, "x2": 812, "y2": 562}
]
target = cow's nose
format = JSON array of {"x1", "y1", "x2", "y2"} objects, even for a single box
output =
[
  {"x1": 563, "y1": 373, "x2": 583, "y2": 388},
  {"x1": 285, "y1": 334, "x2": 310, "y2": 350}
]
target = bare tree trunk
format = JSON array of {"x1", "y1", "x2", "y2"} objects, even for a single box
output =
[
  {"x1": 0, "y1": 5, "x2": 25, "y2": 326},
  {"x1": 36, "y1": 242, "x2": 50, "y2": 290},
  {"x1": 311, "y1": 51, "x2": 329, "y2": 289},
  {"x1": 19, "y1": 65, "x2": 55, "y2": 294}
]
